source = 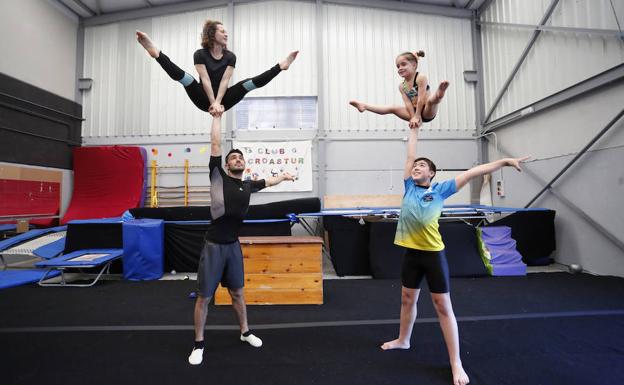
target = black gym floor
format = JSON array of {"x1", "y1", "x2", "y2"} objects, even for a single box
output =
[{"x1": 2, "y1": 272, "x2": 623, "y2": 385}]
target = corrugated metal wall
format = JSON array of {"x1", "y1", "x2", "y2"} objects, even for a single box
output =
[
  {"x1": 481, "y1": 0, "x2": 624, "y2": 121},
  {"x1": 82, "y1": 1, "x2": 476, "y2": 139},
  {"x1": 150, "y1": 8, "x2": 231, "y2": 136},
  {"x1": 83, "y1": 7, "x2": 229, "y2": 138},
  {"x1": 83, "y1": 23, "x2": 119, "y2": 137},
  {"x1": 233, "y1": 1, "x2": 317, "y2": 97},
  {"x1": 323, "y1": 3, "x2": 476, "y2": 132}
]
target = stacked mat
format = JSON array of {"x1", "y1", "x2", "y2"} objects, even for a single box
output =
[
  {"x1": 477, "y1": 226, "x2": 526, "y2": 276},
  {"x1": 0, "y1": 227, "x2": 67, "y2": 289}
]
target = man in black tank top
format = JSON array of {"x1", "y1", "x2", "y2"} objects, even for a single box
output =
[{"x1": 188, "y1": 116, "x2": 295, "y2": 366}]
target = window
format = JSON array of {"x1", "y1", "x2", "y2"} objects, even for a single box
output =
[{"x1": 235, "y1": 96, "x2": 317, "y2": 130}]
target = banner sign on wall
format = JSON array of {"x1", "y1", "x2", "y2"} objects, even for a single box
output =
[{"x1": 232, "y1": 141, "x2": 313, "y2": 192}]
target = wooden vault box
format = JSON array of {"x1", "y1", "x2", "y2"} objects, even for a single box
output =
[{"x1": 215, "y1": 236, "x2": 324, "y2": 305}]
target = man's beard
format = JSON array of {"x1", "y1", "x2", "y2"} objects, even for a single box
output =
[{"x1": 229, "y1": 164, "x2": 244, "y2": 176}]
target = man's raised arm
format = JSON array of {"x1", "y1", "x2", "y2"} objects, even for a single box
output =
[
  {"x1": 210, "y1": 116, "x2": 222, "y2": 156},
  {"x1": 403, "y1": 127, "x2": 419, "y2": 180}
]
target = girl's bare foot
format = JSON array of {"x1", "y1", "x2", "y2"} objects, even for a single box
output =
[
  {"x1": 451, "y1": 362, "x2": 469, "y2": 385},
  {"x1": 136, "y1": 31, "x2": 160, "y2": 58},
  {"x1": 380, "y1": 338, "x2": 410, "y2": 350},
  {"x1": 349, "y1": 100, "x2": 367, "y2": 113},
  {"x1": 430, "y1": 81, "x2": 450, "y2": 104},
  {"x1": 279, "y1": 51, "x2": 299, "y2": 70}
]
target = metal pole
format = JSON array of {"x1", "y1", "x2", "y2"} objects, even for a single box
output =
[
  {"x1": 525, "y1": 107, "x2": 624, "y2": 208},
  {"x1": 75, "y1": 25, "x2": 85, "y2": 103},
  {"x1": 483, "y1": 63, "x2": 624, "y2": 133},
  {"x1": 492, "y1": 140, "x2": 624, "y2": 254},
  {"x1": 472, "y1": 11, "x2": 486, "y2": 138},
  {"x1": 224, "y1": 0, "x2": 235, "y2": 153},
  {"x1": 472, "y1": 9, "x2": 488, "y2": 204},
  {"x1": 184, "y1": 159, "x2": 189, "y2": 207},
  {"x1": 316, "y1": 0, "x2": 327, "y2": 207},
  {"x1": 482, "y1": 0, "x2": 560, "y2": 124}
]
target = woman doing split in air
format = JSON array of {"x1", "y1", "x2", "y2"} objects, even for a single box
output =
[{"x1": 137, "y1": 20, "x2": 298, "y2": 117}]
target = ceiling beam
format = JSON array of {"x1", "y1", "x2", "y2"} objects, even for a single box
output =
[
  {"x1": 70, "y1": 0, "x2": 96, "y2": 16},
  {"x1": 477, "y1": 0, "x2": 495, "y2": 15},
  {"x1": 51, "y1": 0, "x2": 83, "y2": 19},
  {"x1": 325, "y1": 0, "x2": 472, "y2": 18},
  {"x1": 83, "y1": 0, "x2": 231, "y2": 26},
  {"x1": 478, "y1": 20, "x2": 624, "y2": 38},
  {"x1": 82, "y1": 0, "x2": 472, "y2": 26}
]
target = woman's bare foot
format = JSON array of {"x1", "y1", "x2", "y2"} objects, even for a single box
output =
[
  {"x1": 349, "y1": 100, "x2": 367, "y2": 113},
  {"x1": 279, "y1": 51, "x2": 299, "y2": 70},
  {"x1": 380, "y1": 338, "x2": 410, "y2": 350},
  {"x1": 430, "y1": 81, "x2": 450, "y2": 104},
  {"x1": 136, "y1": 31, "x2": 160, "y2": 58},
  {"x1": 451, "y1": 362, "x2": 469, "y2": 385}
]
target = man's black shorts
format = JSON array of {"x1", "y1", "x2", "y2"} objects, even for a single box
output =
[{"x1": 197, "y1": 240, "x2": 244, "y2": 298}]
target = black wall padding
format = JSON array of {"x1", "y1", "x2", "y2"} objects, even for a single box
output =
[
  {"x1": 64, "y1": 223, "x2": 123, "y2": 253},
  {"x1": 239, "y1": 222, "x2": 292, "y2": 237},
  {"x1": 0, "y1": 73, "x2": 82, "y2": 169},
  {"x1": 324, "y1": 216, "x2": 372, "y2": 276},
  {"x1": 63, "y1": 222, "x2": 124, "y2": 273},
  {"x1": 130, "y1": 206, "x2": 212, "y2": 221},
  {"x1": 246, "y1": 198, "x2": 321, "y2": 219},
  {"x1": 439, "y1": 222, "x2": 489, "y2": 277},
  {"x1": 367, "y1": 221, "x2": 488, "y2": 279},
  {"x1": 132, "y1": 198, "x2": 321, "y2": 271},
  {"x1": 164, "y1": 221, "x2": 292, "y2": 271},
  {"x1": 164, "y1": 223, "x2": 209, "y2": 272},
  {"x1": 368, "y1": 222, "x2": 404, "y2": 278},
  {"x1": 486, "y1": 210, "x2": 556, "y2": 266},
  {"x1": 130, "y1": 198, "x2": 321, "y2": 221}
]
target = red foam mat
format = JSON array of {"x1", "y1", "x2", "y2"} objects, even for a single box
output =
[
  {"x1": 0, "y1": 179, "x2": 60, "y2": 226},
  {"x1": 61, "y1": 146, "x2": 145, "y2": 224}
]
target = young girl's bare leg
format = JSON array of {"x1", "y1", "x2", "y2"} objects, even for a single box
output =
[
  {"x1": 422, "y1": 81, "x2": 450, "y2": 120},
  {"x1": 349, "y1": 100, "x2": 410, "y2": 121}
]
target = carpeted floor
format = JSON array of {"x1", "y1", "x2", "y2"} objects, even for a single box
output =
[{"x1": 1, "y1": 273, "x2": 623, "y2": 385}]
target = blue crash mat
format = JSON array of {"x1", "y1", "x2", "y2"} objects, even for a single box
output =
[{"x1": 0, "y1": 269, "x2": 62, "y2": 289}]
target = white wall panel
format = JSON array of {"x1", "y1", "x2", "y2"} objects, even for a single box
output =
[
  {"x1": 83, "y1": 2, "x2": 476, "y2": 138},
  {"x1": 233, "y1": 1, "x2": 317, "y2": 96},
  {"x1": 324, "y1": 138, "x2": 476, "y2": 203},
  {"x1": 83, "y1": 3, "x2": 320, "y2": 139},
  {"x1": 481, "y1": 0, "x2": 624, "y2": 120},
  {"x1": 82, "y1": 8, "x2": 229, "y2": 139},
  {"x1": 116, "y1": 20, "x2": 152, "y2": 137},
  {"x1": 323, "y1": 4, "x2": 476, "y2": 132},
  {"x1": 83, "y1": 24, "x2": 120, "y2": 137}
]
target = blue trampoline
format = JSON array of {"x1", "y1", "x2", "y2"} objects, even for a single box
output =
[{"x1": 35, "y1": 249, "x2": 123, "y2": 287}]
